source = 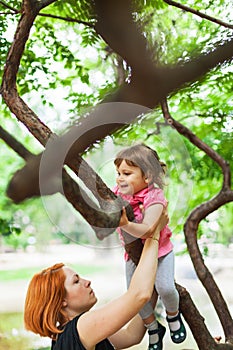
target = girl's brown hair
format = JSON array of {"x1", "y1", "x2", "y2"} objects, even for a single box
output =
[
  {"x1": 114, "y1": 143, "x2": 166, "y2": 189},
  {"x1": 24, "y1": 263, "x2": 68, "y2": 339}
]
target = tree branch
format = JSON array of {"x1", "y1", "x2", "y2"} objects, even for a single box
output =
[
  {"x1": 0, "y1": 125, "x2": 33, "y2": 160},
  {"x1": 38, "y1": 12, "x2": 95, "y2": 29},
  {"x1": 161, "y1": 98, "x2": 233, "y2": 344},
  {"x1": 161, "y1": 99, "x2": 231, "y2": 189},
  {"x1": 92, "y1": 0, "x2": 233, "y2": 110},
  {"x1": 37, "y1": 0, "x2": 56, "y2": 8},
  {"x1": 0, "y1": 1, "x2": 123, "y2": 238},
  {"x1": 164, "y1": 0, "x2": 233, "y2": 30},
  {"x1": 0, "y1": 0, "x2": 20, "y2": 13},
  {"x1": 4, "y1": 141, "x2": 124, "y2": 238},
  {"x1": 27, "y1": 0, "x2": 57, "y2": 12},
  {"x1": 176, "y1": 283, "x2": 219, "y2": 350}
]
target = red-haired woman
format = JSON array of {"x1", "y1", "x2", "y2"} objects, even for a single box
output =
[{"x1": 24, "y1": 209, "x2": 168, "y2": 350}]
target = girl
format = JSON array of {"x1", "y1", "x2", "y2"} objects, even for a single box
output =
[{"x1": 114, "y1": 143, "x2": 186, "y2": 350}]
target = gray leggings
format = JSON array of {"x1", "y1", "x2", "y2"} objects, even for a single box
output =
[{"x1": 126, "y1": 251, "x2": 179, "y2": 320}]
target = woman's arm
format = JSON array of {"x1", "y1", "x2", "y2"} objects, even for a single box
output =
[
  {"x1": 78, "y1": 210, "x2": 168, "y2": 350},
  {"x1": 119, "y1": 203, "x2": 164, "y2": 239},
  {"x1": 109, "y1": 314, "x2": 145, "y2": 348},
  {"x1": 109, "y1": 290, "x2": 158, "y2": 348}
]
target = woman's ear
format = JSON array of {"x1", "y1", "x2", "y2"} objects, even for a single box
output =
[{"x1": 62, "y1": 300, "x2": 68, "y2": 308}]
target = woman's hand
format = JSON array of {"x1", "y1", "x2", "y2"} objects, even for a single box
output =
[
  {"x1": 119, "y1": 207, "x2": 129, "y2": 227},
  {"x1": 157, "y1": 206, "x2": 169, "y2": 231},
  {"x1": 151, "y1": 206, "x2": 169, "y2": 241}
]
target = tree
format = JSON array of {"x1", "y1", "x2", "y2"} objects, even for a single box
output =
[{"x1": 0, "y1": 1, "x2": 233, "y2": 349}]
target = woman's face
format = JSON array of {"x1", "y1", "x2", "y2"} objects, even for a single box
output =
[
  {"x1": 116, "y1": 160, "x2": 147, "y2": 195},
  {"x1": 63, "y1": 267, "x2": 97, "y2": 318}
]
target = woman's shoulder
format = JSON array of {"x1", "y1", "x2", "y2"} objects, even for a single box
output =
[
  {"x1": 52, "y1": 316, "x2": 85, "y2": 350},
  {"x1": 52, "y1": 315, "x2": 114, "y2": 350}
]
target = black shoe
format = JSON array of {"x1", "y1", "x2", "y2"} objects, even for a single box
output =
[
  {"x1": 148, "y1": 322, "x2": 166, "y2": 350},
  {"x1": 166, "y1": 312, "x2": 186, "y2": 344}
]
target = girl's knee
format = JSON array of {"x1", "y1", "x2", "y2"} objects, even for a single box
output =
[{"x1": 157, "y1": 286, "x2": 178, "y2": 300}]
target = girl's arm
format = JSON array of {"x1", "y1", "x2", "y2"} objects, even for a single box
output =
[
  {"x1": 77, "y1": 210, "x2": 168, "y2": 350},
  {"x1": 119, "y1": 203, "x2": 164, "y2": 239}
]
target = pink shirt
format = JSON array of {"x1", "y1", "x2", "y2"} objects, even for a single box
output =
[{"x1": 113, "y1": 185, "x2": 173, "y2": 259}]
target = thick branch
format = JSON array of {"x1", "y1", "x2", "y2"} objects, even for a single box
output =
[
  {"x1": 1, "y1": 122, "x2": 121, "y2": 235},
  {"x1": 176, "y1": 283, "x2": 218, "y2": 350},
  {"x1": 94, "y1": 1, "x2": 233, "y2": 108},
  {"x1": 177, "y1": 283, "x2": 233, "y2": 349},
  {"x1": 6, "y1": 151, "x2": 123, "y2": 237},
  {"x1": 61, "y1": 170, "x2": 122, "y2": 233},
  {"x1": 184, "y1": 194, "x2": 233, "y2": 344},
  {"x1": 37, "y1": 0, "x2": 56, "y2": 8},
  {"x1": 94, "y1": 0, "x2": 155, "y2": 77}
]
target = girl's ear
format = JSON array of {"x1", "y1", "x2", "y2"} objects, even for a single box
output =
[{"x1": 145, "y1": 173, "x2": 152, "y2": 184}]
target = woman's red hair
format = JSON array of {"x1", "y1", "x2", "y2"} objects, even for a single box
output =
[{"x1": 24, "y1": 263, "x2": 68, "y2": 339}]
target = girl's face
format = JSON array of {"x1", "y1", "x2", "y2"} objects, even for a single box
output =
[
  {"x1": 116, "y1": 160, "x2": 148, "y2": 195},
  {"x1": 63, "y1": 267, "x2": 97, "y2": 319}
]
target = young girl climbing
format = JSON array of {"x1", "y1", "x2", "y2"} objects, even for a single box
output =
[{"x1": 114, "y1": 143, "x2": 186, "y2": 350}]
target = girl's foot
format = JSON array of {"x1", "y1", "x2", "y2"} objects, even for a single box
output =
[
  {"x1": 148, "y1": 322, "x2": 166, "y2": 350},
  {"x1": 166, "y1": 312, "x2": 186, "y2": 344}
]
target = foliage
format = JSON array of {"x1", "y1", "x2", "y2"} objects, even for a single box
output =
[{"x1": 0, "y1": 0, "x2": 232, "y2": 252}]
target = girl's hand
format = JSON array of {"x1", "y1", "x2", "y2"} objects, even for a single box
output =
[
  {"x1": 214, "y1": 336, "x2": 222, "y2": 343},
  {"x1": 119, "y1": 207, "x2": 129, "y2": 227}
]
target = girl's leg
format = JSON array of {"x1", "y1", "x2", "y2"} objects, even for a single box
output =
[
  {"x1": 155, "y1": 251, "x2": 186, "y2": 343},
  {"x1": 155, "y1": 251, "x2": 179, "y2": 314}
]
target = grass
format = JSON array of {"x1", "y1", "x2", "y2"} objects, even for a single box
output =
[
  {"x1": 0, "y1": 312, "x2": 31, "y2": 350},
  {"x1": 0, "y1": 263, "x2": 109, "y2": 282},
  {"x1": 0, "y1": 267, "x2": 41, "y2": 282},
  {"x1": 0, "y1": 312, "x2": 50, "y2": 349},
  {"x1": 0, "y1": 312, "x2": 24, "y2": 333}
]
